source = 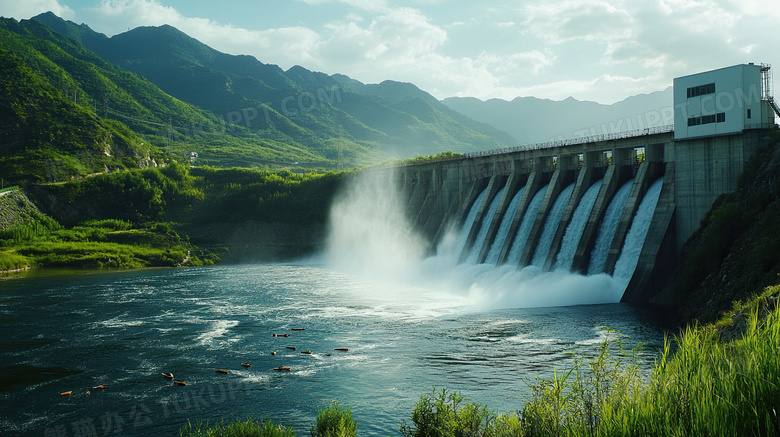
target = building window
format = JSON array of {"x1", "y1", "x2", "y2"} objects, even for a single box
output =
[
  {"x1": 747, "y1": 109, "x2": 752, "y2": 119},
  {"x1": 687, "y1": 82, "x2": 716, "y2": 98},
  {"x1": 687, "y1": 112, "x2": 725, "y2": 127}
]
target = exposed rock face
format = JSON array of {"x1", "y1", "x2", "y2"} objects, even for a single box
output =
[{"x1": 0, "y1": 190, "x2": 44, "y2": 229}]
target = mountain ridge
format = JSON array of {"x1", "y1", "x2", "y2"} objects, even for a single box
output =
[
  {"x1": 31, "y1": 12, "x2": 512, "y2": 161},
  {"x1": 441, "y1": 88, "x2": 673, "y2": 144}
]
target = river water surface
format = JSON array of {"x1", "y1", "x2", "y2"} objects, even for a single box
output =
[{"x1": 0, "y1": 264, "x2": 665, "y2": 436}]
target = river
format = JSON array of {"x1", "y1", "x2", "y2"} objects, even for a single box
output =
[{"x1": 0, "y1": 264, "x2": 664, "y2": 436}]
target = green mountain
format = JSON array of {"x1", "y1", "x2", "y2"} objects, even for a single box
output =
[
  {"x1": 31, "y1": 12, "x2": 513, "y2": 160},
  {"x1": 0, "y1": 16, "x2": 341, "y2": 171},
  {"x1": 0, "y1": 37, "x2": 156, "y2": 184}
]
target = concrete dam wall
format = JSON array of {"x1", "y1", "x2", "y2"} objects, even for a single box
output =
[{"x1": 382, "y1": 127, "x2": 770, "y2": 303}]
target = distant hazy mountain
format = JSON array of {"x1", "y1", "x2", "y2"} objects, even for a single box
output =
[
  {"x1": 32, "y1": 12, "x2": 513, "y2": 162},
  {"x1": 441, "y1": 89, "x2": 673, "y2": 145}
]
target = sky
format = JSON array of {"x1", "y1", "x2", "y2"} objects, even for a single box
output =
[{"x1": 2, "y1": 0, "x2": 779, "y2": 104}]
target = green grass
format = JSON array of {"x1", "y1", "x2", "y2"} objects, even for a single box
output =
[
  {"x1": 16, "y1": 240, "x2": 187, "y2": 268},
  {"x1": 518, "y1": 287, "x2": 780, "y2": 436},
  {"x1": 0, "y1": 208, "x2": 199, "y2": 269},
  {"x1": 0, "y1": 251, "x2": 30, "y2": 271},
  {"x1": 179, "y1": 417, "x2": 295, "y2": 437}
]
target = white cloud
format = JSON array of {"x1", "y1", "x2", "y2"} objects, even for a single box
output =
[
  {"x1": 478, "y1": 50, "x2": 556, "y2": 76},
  {"x1": 316, "y1": 7, "x2": 447, "y2": 72},
  {"x1": 297, "y1": 0, "x2": 388, "y2": 13},
  {"x1": 9, "y1": 0, "x2": 780, "y2": 104},
  {"x1": 0, "y1": 0, "x2": 74, "y2": 20},
  {"x1": 520, "y1": 0, "x2": 634, "y2": 44}
]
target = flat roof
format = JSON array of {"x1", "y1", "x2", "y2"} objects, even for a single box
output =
[{"x1": 674, "y1": 63, "x2": 761, "y2": 81}]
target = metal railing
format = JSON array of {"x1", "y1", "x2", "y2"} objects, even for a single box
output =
[{"x1": 466, "y1": 125, "x2": 675, "y2": 159}]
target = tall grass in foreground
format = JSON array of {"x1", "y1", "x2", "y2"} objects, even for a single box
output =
[
  {"x1": 400, "y1": 387, "x2": 523, "y2": 436},
  {"x1": 615, "y1": 304, "x2": 780, "y2": 436},
  {"x1": 179, "y1": 403, "x2": 356, "y2": 437},
  {"x1": 522, "y1": 295, "x2": 780, "y2": 436}
]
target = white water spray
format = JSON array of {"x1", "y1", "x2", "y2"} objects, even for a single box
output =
[
  {"x1": 466, "y1": 187, "x2": 505, "y2": 264},
  {"x1": 324, "y1": 170, "x2": 426, "y2": 280},
  {"x1": 504, "y1": 184, "x2": 548, "y2": 266},
  {"x1": 324, "y1": 170, "x2": 628, "y2": 310}
]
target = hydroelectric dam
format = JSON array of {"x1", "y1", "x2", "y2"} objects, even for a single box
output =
[{"x1": 379, "y1": 64, "x2": 778, "y2": 304}]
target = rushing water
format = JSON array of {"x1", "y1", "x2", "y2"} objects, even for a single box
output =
[
  {"x1": 532, "y1": 183, "x2": 575, "y2": 266},
  {"x1": 485, "y1": 186, "x2": 525, "y2": 265},
  {"x1": 505, "y1": 184, "x2": 548, "y2": 266},
  {"x1": 588, "y1": 179, "x2": 634, "y2": 275},
  {"x1": 555, "y1": 180, "x2": 603, "y2": 271},
  {"x1": 466, "y1": 187, "x2": 505, "y2": 264},
  {"x1": 0, "y1": 266, "x2": 664, "y2": 437},
  {"x1": 0, "y1": 171, "x2": 668, "y2": 436}
]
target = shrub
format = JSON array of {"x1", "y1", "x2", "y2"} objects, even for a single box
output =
[
  {"x1": 0, "y1": 251, "x2": 30, "y2": 271},
  {"x1": 310, "y1": 402, "x2": 356, "y2": 437},
  {"x1": 400, "y1": 388, "x2": 523, "y2": 437}
]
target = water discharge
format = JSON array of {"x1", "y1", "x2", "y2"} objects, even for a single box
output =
[
  {"x1": 324, "y1": 171, "x2": 426, "y2": 280},
  {"x1": 323, "y1": 170, "x2": 663, "y2": 309},
  {"x1": 613, "y1": 177, "x2": 665, "y2": 286},
  {"x1": 485, "y1": 186, "x2": 525, "y2": 265},
  {"x1": 466, "y1": 187, "x2": 505, "y2": 264},
  {"x1": 532, "y1": 183, "x2": 575, "y2": 266},
  {"x1": 505, "y1": 184, "x2": 548, "y2": 266},
  {"x1": 555, "y1": 180, "x2": 603, "y2": 271},
  {"x1": 588, "y1": 179, "x2": 634, "y2": 275}
]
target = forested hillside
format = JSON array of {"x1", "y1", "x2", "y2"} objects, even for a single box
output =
[{"x1": 0, "y1": 44, "x2": 157, "y2": 184}]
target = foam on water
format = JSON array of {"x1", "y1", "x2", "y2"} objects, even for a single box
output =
[{"x1": 196, "y1": 320, "x2": 240, "y2": 347}]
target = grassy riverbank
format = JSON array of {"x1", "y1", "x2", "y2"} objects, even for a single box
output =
[
  {"x1": 0, "y1": 217, "x2": 204, "y2": 269},
  {"x1": 181, "y1": 285, "x2": 780, "y2": 436},
  {"x1": 0, "y1": 163, "x2": 349, "y2": 270}
]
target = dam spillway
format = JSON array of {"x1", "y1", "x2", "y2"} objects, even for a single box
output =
[{"x1": 384, "y1": 124, "x2": 771, "y2": 303}]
